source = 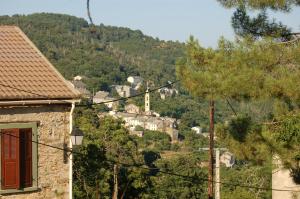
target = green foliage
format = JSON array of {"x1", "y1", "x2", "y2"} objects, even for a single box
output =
[
  {"x1": 177, "y1": 36, "x2": 300, "y2": 102},
  {"x1": 152, "y1": 155, "x2": 207, "y2": 199},
  {"x1": 232, "y1": 7, "x2": 291, "y2": 39},
  {"x1": 73, "y1": 144, "x2": 112, "y2": 198},
  {"x1": 228, "y1": 115, "x2": 252, "y2": 142},
  {"x1": 181, "y1": 131, "x2": 209, "y2": 151},
  {"x1": 217, "y1": 0, "x2": 300, "y2": 11},
  {"x1": 0, "y1": 13, "x2": 184, "y2": 90},
  {"x1": 135, "y1": 125, "x2": 144, "y2": 131},
  {"x1": 138, "y1": 130, "x2": 172, "y2": 151},
  {"x1": 73, "y1": 109, "x2": 151, "y2": 198},
  {"x1": 264, "y1": 113, "x2": 300, "y2": 176},
  {"x1": 221, "y1": 164, "x2": 272, "y2": 199},
  {"x1": 73, "y1": 108, "x2": 211, "y2": 198},
  {"x1": 217, "y1": 115, "x2": 271, "y2": 165},
  {"x1": 94, "y1": 104, "x2": 110, "y2": 112},
  {"x1": 217, "y1": 0, "x2": 299, "y2": 43}
]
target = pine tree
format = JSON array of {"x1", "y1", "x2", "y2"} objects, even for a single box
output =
[{"x1": 217, "y1": 0, "x2": 300, "y2": 40}]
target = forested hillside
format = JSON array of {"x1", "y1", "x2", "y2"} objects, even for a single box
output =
[
  {"x1": 0, "y1": 13, "x2": 184, "y2": 91},
  {"x1": 0, "y1": 13, "x2": 284, "y2": 198}
]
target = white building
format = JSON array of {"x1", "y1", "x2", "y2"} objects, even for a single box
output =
[
  {"x1": 101, "y1": 84, "x2": 179, "y2": 141},
  {"x1": 73, "y1": 75, "x2": 83, "y2": 81},
  {"x1": 111, "y1": 112, "x2": 179, "y2": 141},
  {"x1": 191, "y1": 126, "x2": 202, "y2": 134},
  {"x1": 220, "y1": 152, "x2": 235, "y2": 168}
]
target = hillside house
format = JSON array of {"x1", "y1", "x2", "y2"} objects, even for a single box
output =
[
  {"x1": 71, "y1": 79, "x2": 91, "y2": 98},
  {"x1": 220, "y1": 152, "x2": 235, "y2": 168},
  {"x1": 127, "y1": 76, "x2": 143, "y2": 90},
  {"x1": 0, "y1": 26, "x2": 80, "y2": 198},
  {"x1": 104, "y1": 85, "x2": 178, "y2": 141},
  {"x1": 93, "y1": 91, "x2": 118, "y2": 110},
  {"x1": 108, "y1": 112, "x2": 178, "y2": 141},
  {"x1": 191, "y1": 126, "x2": 202, "y2": 134},
  {"x1": 114, "y1": 85, "x2": 135, "y2": 98},
  {"x1": 158, "y1": 87, "x2": 178, "y2": 100},
  {"x1": 125, "y1": 104, "x2": 140, "y2": 114},
  {"x1": 73, "y1": 75, "x2": 83, "y2": 81}
]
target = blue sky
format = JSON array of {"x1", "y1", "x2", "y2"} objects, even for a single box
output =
[{"x1": 1, "y1": 0, "x2": 299, "y2": 47}]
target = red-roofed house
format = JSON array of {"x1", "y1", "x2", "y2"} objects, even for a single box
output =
[{"x1": 0, "y1": 26, "x2": 80, "y2": 198}]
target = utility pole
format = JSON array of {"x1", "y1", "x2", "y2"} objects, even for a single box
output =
[
  {"x1": 199, "y1": 147, "x2": 228, "y2": 199},
  {"x1": 208, "y1": 100, "x2": 215, "y2": 199},
  {"x1": 215, "y1": 148, "x2": 220, "y2": 199},
  {"x1": 113, "y1": 164, "x2": 118, "y2": 199}
]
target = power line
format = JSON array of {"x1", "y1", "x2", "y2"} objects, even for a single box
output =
[
  {"x1": 225, "y1": 98, "x2": 238, "y2": 116},
  {"x1": 1, "y1": 131, "x2": 299, "y2": 193},
  {"x1": 0, "y1": 80, "x2": 179, "y2": 107},
  {"x1": 2, "y1": 81, "x2": 299, "y2": 193},
  {"x1": 77, "y1": 80, "x2": 180, "y2": 107}
]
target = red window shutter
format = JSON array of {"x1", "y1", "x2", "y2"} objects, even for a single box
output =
[
  {"x1": 20, "y1": 128, "x2": 32, "y2": 188},
  {"x1": 1, "y1": 129, "x2": 20, "y2": 189}
]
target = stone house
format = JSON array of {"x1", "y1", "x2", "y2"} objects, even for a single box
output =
[
  {"x1": 125, "y1": 104, "x2": 140, "y2": 114},
  {"x1": 0, "y1": 26, "x2": 80, "y2": 198},
  {"x1": 158, "y1": 87, "x2": 178, "y2": 100},
  {"x1": 108, "y1": 112, "x2": 178, "y2": 141},
  {"x1": 70, "y1": 79, "x2": 91, "y2": 98},
  {"x1": 93, "y1": 91, "x2": 118, "y2": 110},
  {"x1": 127, "y1": 76, "x2": 143, "y2": 90},
  {"x1": 114, "y1": 85, "x2": 135, "y2": 98}
]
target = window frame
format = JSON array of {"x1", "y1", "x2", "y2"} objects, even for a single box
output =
[{"x1": 0, "y1": 122, "x2": 38, "y2": 194}]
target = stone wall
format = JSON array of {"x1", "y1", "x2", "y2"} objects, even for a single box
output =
[
  {"x1": 0, "y1": 104, "x2": 72, "y2": 199},
  {"x1": 273, "y1": 156, "x2": 300, "y2": 199}
]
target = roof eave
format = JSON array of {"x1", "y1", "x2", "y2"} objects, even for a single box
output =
[{"x1": 0, "y1": 99, "x2": 81, "y2": 107}]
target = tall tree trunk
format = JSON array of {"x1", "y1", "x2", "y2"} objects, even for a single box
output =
[
  {"x1": 120, "y1": 181, "x2": 130, "y2": 199},
  {"x1": 96, "y1": 178, "x2": 99, "y2": 199}
]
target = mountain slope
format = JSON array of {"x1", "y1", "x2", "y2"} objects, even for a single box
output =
[{"x1": 0, "y1": 13, "x2": 184, "y2": 91}]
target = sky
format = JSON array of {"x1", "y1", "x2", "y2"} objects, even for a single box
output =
[{"x1": 1, "y1": 0, "x2": 300, "y2": 48}]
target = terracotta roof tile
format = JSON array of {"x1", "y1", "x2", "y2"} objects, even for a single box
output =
[{"x1": 0, "y1": 26, "x2": 80, "y2": 101}]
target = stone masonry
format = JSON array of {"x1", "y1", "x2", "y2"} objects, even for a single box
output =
[{"x1": 0, "y1": 105, "x2": 72, "y2": 199}]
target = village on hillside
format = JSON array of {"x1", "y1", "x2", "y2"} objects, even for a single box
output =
[
  {"x1": 1, "y1": 1, "x2": 300, "y2": 199},
  {"x1": 71, "y1": 74, "x2": 235, "y2": 167}
]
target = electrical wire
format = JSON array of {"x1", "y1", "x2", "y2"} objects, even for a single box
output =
[
  {"x1": 1, "y1": 131, "x2": 299, "y2": 193},
  {"x1": 225, "y1": 98, "x2": 238, "y2": 116},
  {"x1": 0, "y1": 80, "x2": 179, "y2": 107},
  {"x1": 76, "y1": 80, "x2": 180, "y2": 107},
  {"x1": 1, "y1": 81, "x2": 299, "y2": 192}
]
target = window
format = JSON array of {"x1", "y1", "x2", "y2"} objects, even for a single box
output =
[{"x1": 0, "y1": 123, "x2": 38, "y2": 194}]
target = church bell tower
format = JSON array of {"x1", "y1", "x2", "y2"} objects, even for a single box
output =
[{"x1": 145, "y1": 82, "x2": 150, "y2": 113}]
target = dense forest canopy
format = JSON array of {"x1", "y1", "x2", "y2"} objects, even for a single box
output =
[{"x1": 0, "y1": 13, "x2": 184, "y2": 91}]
